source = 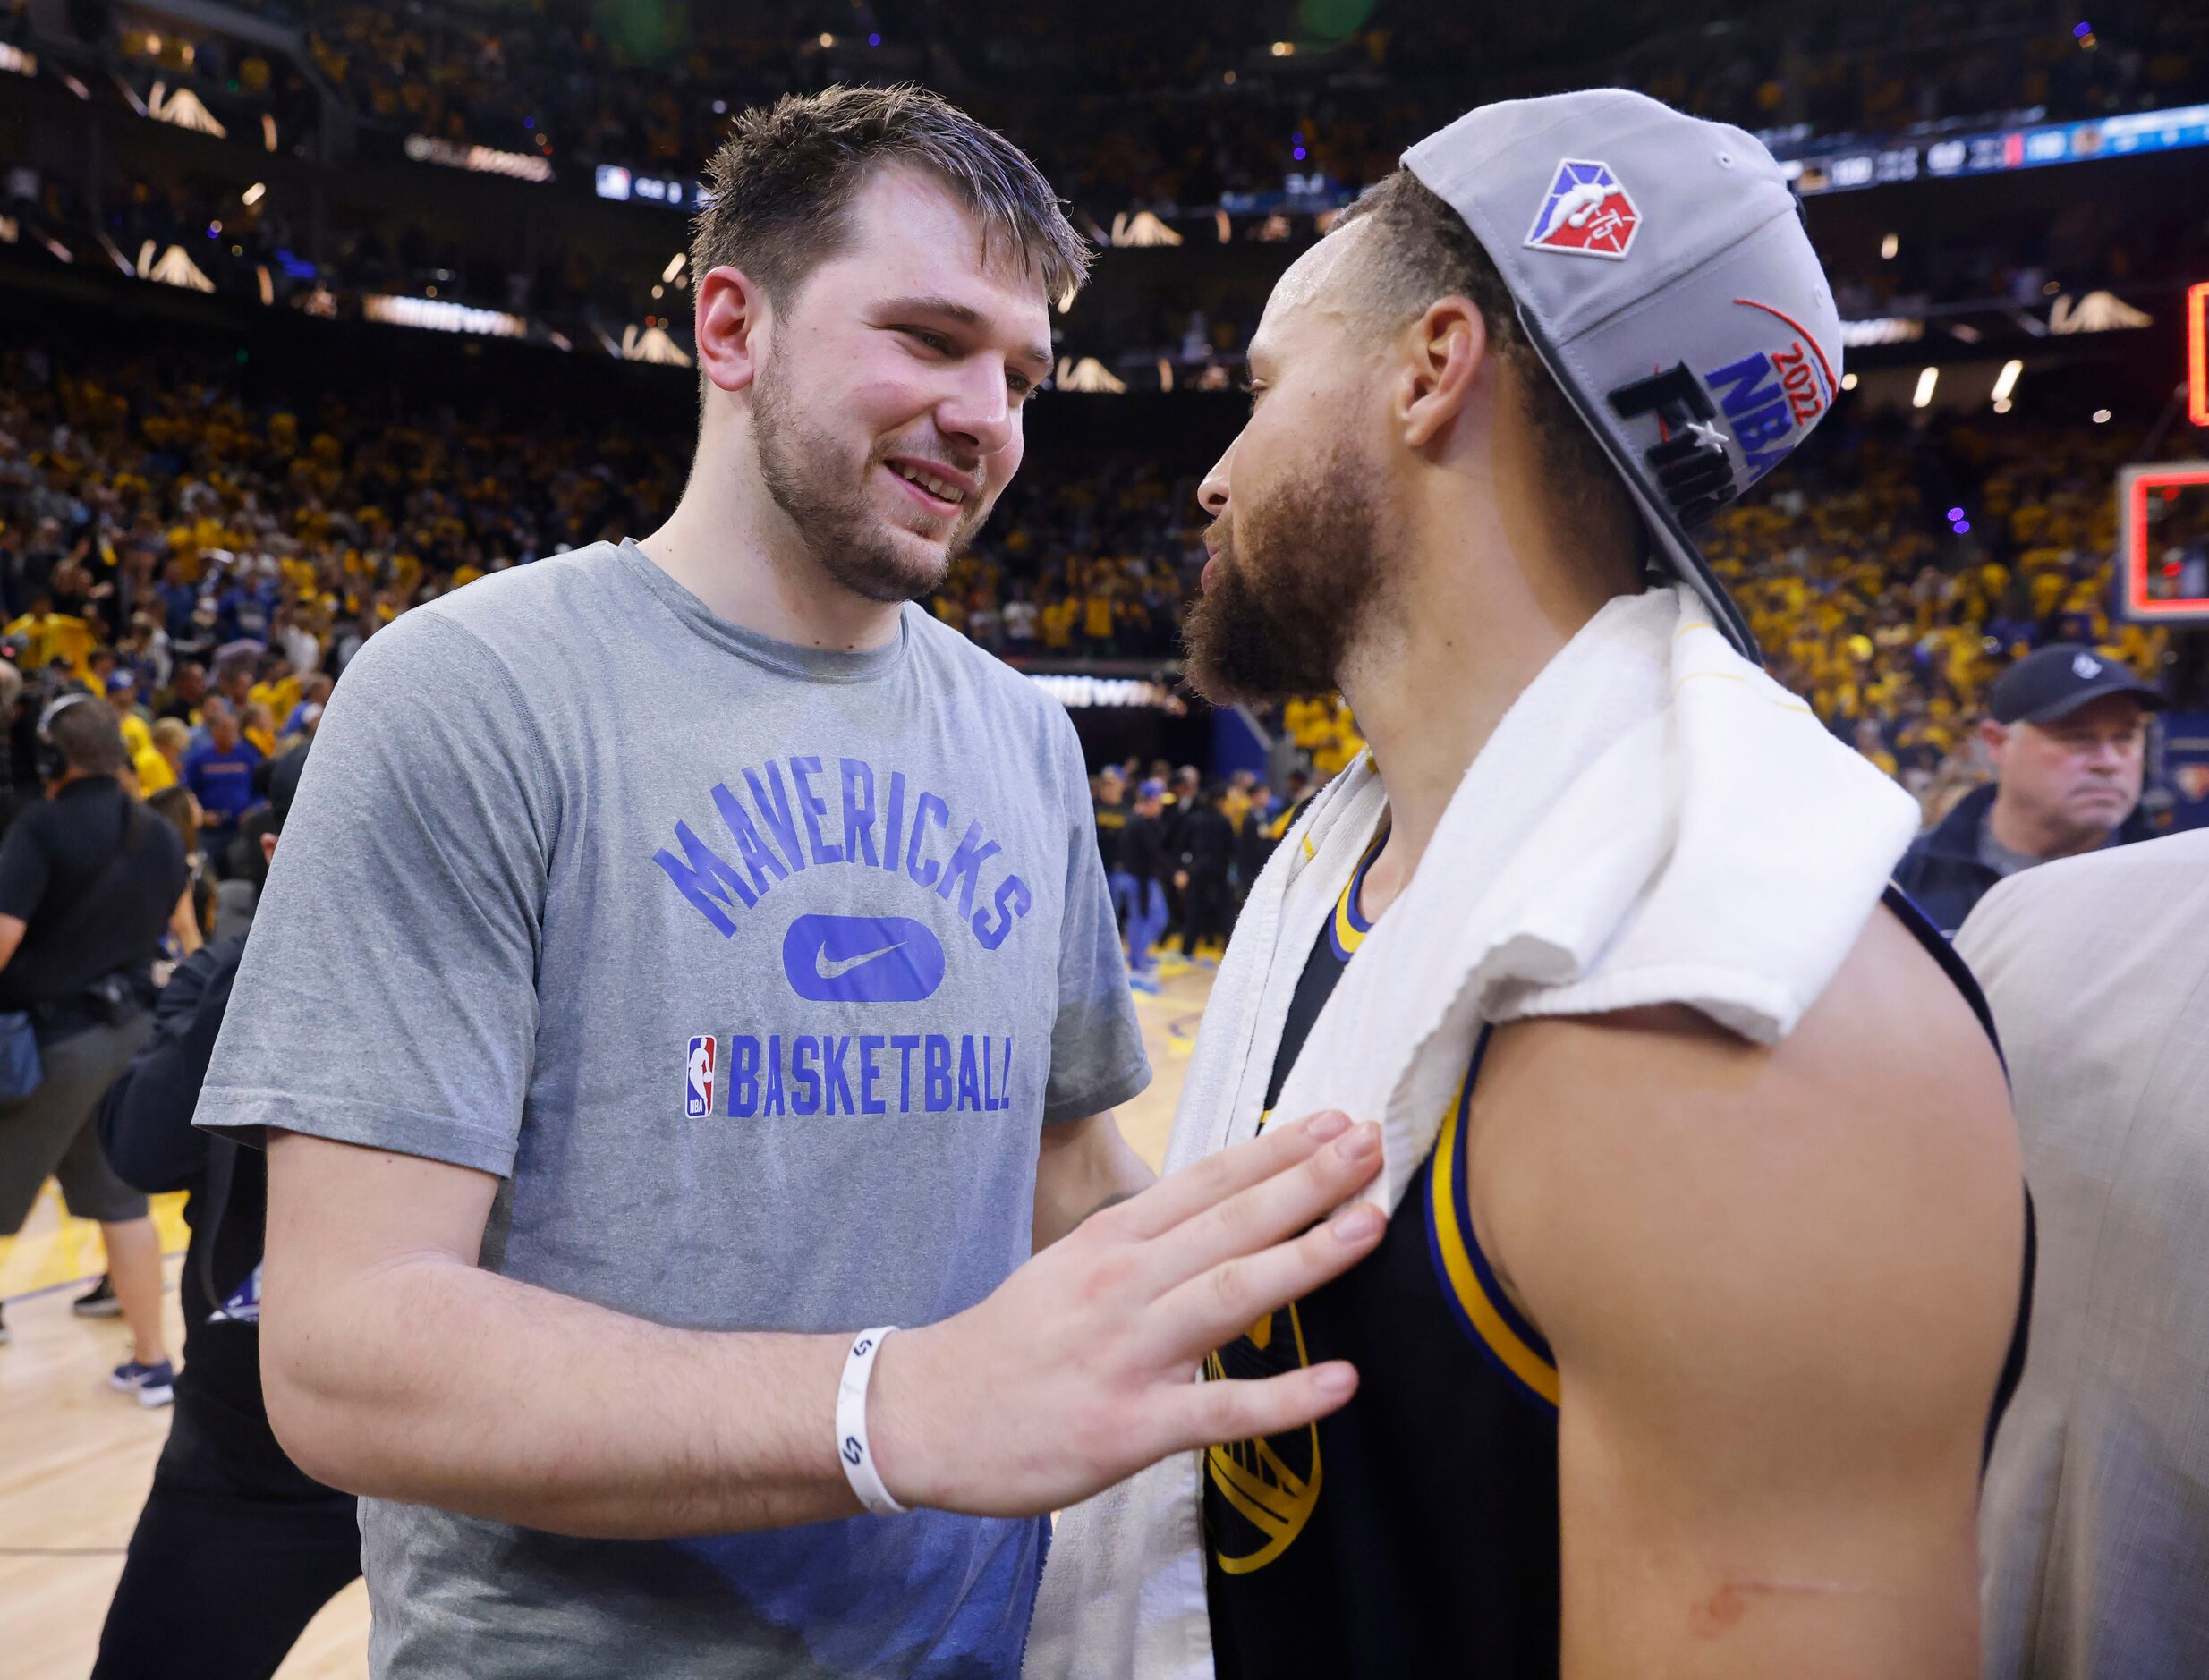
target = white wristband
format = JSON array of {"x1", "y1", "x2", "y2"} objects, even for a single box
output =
[{"x1": 836, "y1": 1327, "x2": 907, "y2": 1516}]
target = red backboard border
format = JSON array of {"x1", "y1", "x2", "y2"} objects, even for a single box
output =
[{"x1": 2119, "y1": 461, "x2": 2209, "y2": 622}]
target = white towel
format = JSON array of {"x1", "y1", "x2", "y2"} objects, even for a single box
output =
[{"x1": 1023, "y1": 582, "x2": 1924, "y2": 1679}]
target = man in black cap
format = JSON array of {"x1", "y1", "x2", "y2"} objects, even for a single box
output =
[{"x1": 1896, "y1": 643, "x2": 2162, "y2": 934}]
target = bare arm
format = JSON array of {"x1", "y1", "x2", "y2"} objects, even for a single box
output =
[
  {"x1": 1032, "y1": 1109, "x2": 1158, "y2": 1250},
  {"x1": 1471, "y1": 906, "x2": 2024, "y2": 1678},
  {"x1": 263, "y1": 1107, "x2": 1385, "y2": 1540},
  {"x1": 168, "y1": 886, "x2": 202, "y2": 955}
]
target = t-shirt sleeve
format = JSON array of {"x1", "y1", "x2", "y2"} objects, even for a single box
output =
[
  {"x1": 194, "y1": 610, "x2": 554, "y2": 1176},
  {"x1": 1041, "y1": 708, "x2": 1150, "y2": 1124}
]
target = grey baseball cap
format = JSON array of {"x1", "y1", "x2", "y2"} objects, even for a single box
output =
[{"x1": 1405, "y1": 89, "x2": 1845, "y2": 664}]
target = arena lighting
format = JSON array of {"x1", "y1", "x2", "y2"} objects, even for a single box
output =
[
  {"x1": 0, "y1": 41, "x2": 37, "y2": 75},
  {"x1": 2188, "y1": 282, "x2": 2208, "y2": 427},
  {"x1": 363, "y1": 294, "x2": 527, "y2": 337},
  {"x1": 1029, "y1": 675, "x2": 1172, "y2": 709},
  {"x1": 61, "y1": 70, "x2": 89, "y2": 99},
  {"x1": 1839, "y1": 371, "x2": 1858, "y2": 390},
  {"x1": 661, "y1": 252, "x2": 685, "y2": 283},
  {"x1": 140, "y1": 244, "x2": 214, "y2": 292},
  {"x1": 1109, "y1": 210, "x2": 1182, "y2": 248},
  {"x1": 1992, "y1": 396, "x2": 2014, "y2": 413},
  {"x1": 1270, "y1": 41, "x2": 1295, "y2": 55},
  {"x1": 1839, "y1": 316, "x2": 1923, "y2": 347},
  {"x1": 1880, "y1": 233, "x2": 1898, "y2": 259},
  {"x1": 2093, "y1": 409, "x2": 2112, "y2": 423},
  {"x1": 1157, "y1": 357, "x2": 1173, "y2": 391},
  {"x1": 149, "y1": 84, "x2": 227, "y2": 138},
  {"x1": 1913, "y1": 368, "x2": 1939, "y2": 409},
  {"x1": 620, "y1": 323, "x2": 693, "y2": 366},
  {"x1": 257, "y1": 265, "x2": 272, "y2": 305},
  {"x1": 2117, "y1": 462, "x2": 2209, "y2": 622},
  {"x1": 404, "y1": 134, "x2": 552, "y2": 182},
  {"x1": 242, "y1": 182, "x2": 266, "y2": 206},
  {"x1": 1056, "y1": 284, "x2": 1076, "y2": 314},
  {"x1": 1055, "y1": 356, "x2": 1127, "y2": 394},
  {"x1": 1992, "y1": 359, "x2": 2024, "y2": 403},
  {"x1": 2049, "y1": 291, "x2": 2152, "y2": 334},
  {"x1": 262, "y1": 115, "x2": 277, "y2": 151}
]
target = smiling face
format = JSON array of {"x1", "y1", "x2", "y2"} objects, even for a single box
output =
[{"x1": 743, "y1": 167, "x2": 1056, "y2": 605}]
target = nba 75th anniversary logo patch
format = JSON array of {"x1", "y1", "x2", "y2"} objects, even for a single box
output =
[{"x1": 1525, "y1": 158, "x2": 1640, "y2": 259}]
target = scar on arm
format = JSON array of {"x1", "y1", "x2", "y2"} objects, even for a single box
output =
[{"x1": 1688, "y1": 1577, "x2": 1891, "y2": 1639}]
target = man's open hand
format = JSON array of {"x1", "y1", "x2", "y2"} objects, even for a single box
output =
[{"x1": 868, "y1": 1109, "x2": 1385, "y2": 1516}]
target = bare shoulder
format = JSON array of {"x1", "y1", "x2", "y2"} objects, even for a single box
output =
[{"x1": 1466, "y1": 902, "x2": 2023, "y2": 1442}]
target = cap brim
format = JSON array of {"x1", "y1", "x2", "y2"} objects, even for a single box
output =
[
  {"x1": 2018, "y1": 677, "x2": 2166, "y2": 725},
  {"x1": 1513, "y1": 304, "x2": 1763, "y2": 665}
]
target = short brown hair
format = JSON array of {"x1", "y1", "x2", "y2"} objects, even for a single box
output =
[
  {"x1": 47, "y1": 695, "x2": 132, "y2": 776},
  {"x1": 692, "y1": 84, "x2": 1090, "y2": 314},
  {"x1": 1333, "y1": 171, "x2": 1635, "y2": 554}
]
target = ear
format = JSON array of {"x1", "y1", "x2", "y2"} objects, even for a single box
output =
[
  {"x1": 1396, "y1": 296, "x2": 1488, "y2": 452},
  {"x1": 261, "y1": 832, "x2": 279, "y2": 865},
  {"x1": 1978, "y1": 717, "x2": 2009, "y2": 765},
  {"x1": 693, "y1": 265, "x2": 772, "y2": 397}
]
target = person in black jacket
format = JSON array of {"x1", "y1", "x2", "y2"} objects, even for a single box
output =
[
  {"x1": 1894, "y1": 645, "x2": 2160, "y2": 934},
  {"x1": 1115, "y1": 778, "x2": 1173, "y2": 990},
  {"x1": 1173, "y1": 781, "x2": 1236, "y2": 963},
  {"x1": 90, "y1": 743, "x2": 361, "y2": 1680}
]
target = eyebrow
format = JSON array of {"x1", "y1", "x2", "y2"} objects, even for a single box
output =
[{"x1": 880, "y1": 293, "x2": 1053, "y2": 378}]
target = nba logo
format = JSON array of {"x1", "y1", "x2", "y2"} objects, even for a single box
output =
[
  {"x1": 1525, "y1": 159, "x2": 1640, "y2": 260},
  {"x1": 685, "y1": 1035, "x2": 715, "y2": 1118}
]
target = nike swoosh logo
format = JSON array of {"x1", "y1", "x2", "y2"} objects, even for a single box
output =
[{"x1": 816, "y1": 942, "x2": 904, "y2": 980}]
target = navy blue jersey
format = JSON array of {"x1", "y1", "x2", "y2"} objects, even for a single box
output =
[{"x1": 1202, "y1": 836, "x2": 2032, "y2": 1679}]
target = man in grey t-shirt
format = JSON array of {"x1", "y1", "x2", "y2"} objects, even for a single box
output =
[{"x1": 198, "y1": 88, "x2": 1392, "y2": 1678}]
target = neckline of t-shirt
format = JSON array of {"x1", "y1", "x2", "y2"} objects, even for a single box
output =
[{"x1": 614, "y1": 538, "x2": 910, "y2": 684}]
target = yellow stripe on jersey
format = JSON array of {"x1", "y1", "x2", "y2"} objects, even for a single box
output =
[{"x1": 1428, "y1": 1075, "x2": 1562, "y2": 1407}]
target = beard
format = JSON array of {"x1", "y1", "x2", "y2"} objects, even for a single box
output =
[
  {"x1": 1182, "y1": 441, "x2": 1392, "y2": 706},
  {"x1": 751, "y1": 349, "x2": 990, "y2": 604}
]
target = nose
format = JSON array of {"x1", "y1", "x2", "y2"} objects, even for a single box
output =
[
  {"x1": 1198, "y1": 445, "x2": 1235, "y2": 519},
  {"x1": 2085, "y1": 736, "x2": 2128, "y2": 773},
  {"x1": 935, "y1": 358, "x2": 1016, "y2": 461}
]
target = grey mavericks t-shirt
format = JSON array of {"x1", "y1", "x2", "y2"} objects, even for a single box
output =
[{"x1": 196, "y1": 539, "x2": 1149, "y2": 1678}]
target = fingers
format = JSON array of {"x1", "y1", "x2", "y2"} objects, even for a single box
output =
[
  {"x1": 1158, "y1": 1362, "x2": 1361, "y2": 1455},
  {"x1": 1142, "y1": 1120, "x2": 1382, "y2": 1289},
  {"x1": 1110, "y1": 1108, "x2": 1355, "y2": 1240},
  {"x1": 1148, "y1": 1199, "x2": 1386, "y2": 1363}
]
